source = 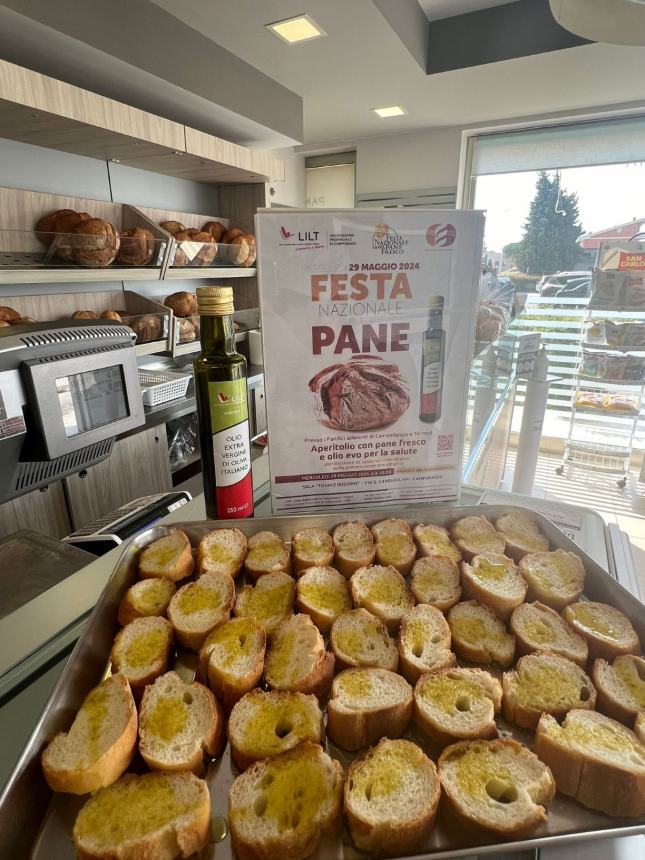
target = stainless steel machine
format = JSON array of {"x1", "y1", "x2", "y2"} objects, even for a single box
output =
[{"x1": 0, "y1": 321, "x2": 144, "y2": 503}]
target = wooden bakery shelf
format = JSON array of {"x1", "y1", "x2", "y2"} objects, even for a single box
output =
[{"x1": 0, "y1": 60, "x2": 284, "y2": 185}]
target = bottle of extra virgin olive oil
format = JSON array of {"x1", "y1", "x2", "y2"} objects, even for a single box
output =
[
  {"x1": 194, "y1": 286, "x2": 253, "y2": 519},
  {"x1": 419, "y1": 295, "x2": 446, "y2": 423}
]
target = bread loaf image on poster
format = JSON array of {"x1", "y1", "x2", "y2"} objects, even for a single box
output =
[{"x1": 308, "y1": 355, "x2": 410, "y2": 431}]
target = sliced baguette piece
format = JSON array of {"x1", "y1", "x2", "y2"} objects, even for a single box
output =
[
  {"x1": 370, "y1": 518, "x2": 417, "y2": 575},
  {"x1": 510, "y1": 601, "x2": 588, "y2": 667},
  {"x1": 398, "y1": 604, "x2": 455, "y2": 684},
  {"x1": 42, "y1": 673, "x2": 137, "y2": 795},
  {"x1": 292, "y1": 527, "x2": 334, "y2": 575},
  {"x1": 234, "y1": 571, "x2": 295, "y2": 637},
  {"x1": 410, "y1": 555, "x2": 461, "y2": 612},
  {"x1": 344, "y1": 738, "x2": 439, "y2": 856},
  {"x1": 447, "y1": 600, "x2": 515, "y2": 666},
  {"x1": 73, "y1": 771, "x2": 211, "y2": 860},
  {"x1": 264, "y1": 613, "x2": 334, "y2": 698},
  {"x1": 196, "y1": 527, "x2": 247, "y2": 578},
  {"x1": 413, "y1": 522, "x2": 462, "y2": 564},
  {"x1": 413, "y1": 668, "x2": 502, "y2": 746},
  {"x1": 330, "y1": 608, "x2": 398, "y2": 672},
  {"x1": 138, "y1": 530, "x2": 194, "y2": 582},
  {"x1": 563, "y1": 600, "x2": 641, "y2": 661},
  {"x1": 327, "y1": 667, "x2": 412, "y2": 751},
  {"x1": 592, "y1": 654, "x2": 645, "y2": 724},
  {"x1": 534, "y1": 709, "x2": 645, "y2": 818},
  {"x1": 332, "y1": 521, "x2": 376, "y2": 578},
  {"x1": 438, "y1": 738, "x2": 555, "y2": 839},
  {"x1": 636, "y1": 711, "x2": 645, "y2": 743},
  {"x1": 350, "y1": 564, "x2": 414, "y2": 633},
  {"x1": 167, "y1": 573, "x2": 235, "y2": 651},
  {"x1": 460, "y1": 553, "x2": 528, "y2": 621},
  {"x1": 139, "y1": 672, "x2": 224, "y2": 773},
  {"x1": 518, "y1": 549, "x2": 585, "y2": 610},
  {"x1": 244, "y1": 531, "x2": 291, "y2": 580},
  {"x1": 296, "y1": 565, "x2": 351, "y2": 633},
  {"x1": 450, "y1": 515, "x2": 505, "y2": 562},
  {"x1": 228, "y1": 742, "x2": 343, "y2": 860},
  {"x1": 198, "y1": 616, "x2": 265, "y2": 710},
  {"x1": 110, "y1": 616, "x2": 173, "y2": 693},
  {"x1": 494, "y1": 510, "x2": 549, "y2": 561},
  {"x1": 228, "y1": 689, "x2": 324, "y2": 770},
  {"x1": 117, "y1": 577, "x2": 176, "y2": 626},
  {"x1": 502, "y1": 651, "x2": 596, "y2": 730}
]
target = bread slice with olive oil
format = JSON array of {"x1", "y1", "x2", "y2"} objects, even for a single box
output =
[
  {"x1": 138, "y1": 530, "x2": 194, "y2": 582},
  {"x1": 118, "y1": 577, "x2": 176, "y2": 626},
  {"x1": 518, "y1": 549, "x2": 586, "y2": 611},
  {"x1": 510, "y1": 601, "x2": 588, "y2": 666},
  {"x1": 264, "y1": 613, "x2": 334, "y2": 699},
  {"x1": 296, "y1": 566, "x2": 352, "y2": 633},
  {"x1": 370, "y1": 518, "x2": 417, "y2": 576},
  {"x1": 244, "y1": 531, "x2": 291, "y2": 580},
  {"x1": 447, "y1": 600, "x2": 515, "y2": 667},
  {"x1": 344, "y1": 738, "x2": 440, "y2": 856},
  {"x1": 332, "y1": 521, "x2": 376, "y2": 578},
  {"x1": 410, "y1": 555, "x2": 461, "y2": 612},
  {"x1": 228, "y1": 742, "x2": 343, "y2": 860},
  {"x1": 398, "y1": 604, "x2": 455, "y2": 684},
  {"x1": 73, "y1": 771, "x2": 211, "y2": 860},
  {"x1": 438, "y1": 738, "x2": 555, "y2": 839},
  {"x1": 635, "y1": 711, "x2": 645, "y2": 744},
  {"x1": 197, "y1": 527, "x2": 247, "y2": 579},
  {"x1": 534, "y1": 709, "x2": 645, "y2": 818},
  {"x1": 449, "y1": 515, "x2": 505, "y2": 562},
  {"x1": 502, "y1": 651, "x2": 596, "y2": 730},
  {"x1": 494, "y1": 510, "x2": 549, "y2": 561},
  {"x1": 326, "y1": 667, "x2": 413, "y2": 751},
  {"x1": 167, "y1": 573, "x2": 235, "y2": 651},
  {"x1": 413, "y1": 522, "x2": 462, "y2": 564},
  {"x1": 460, "y1": 553, "x2": 528, "y2": 621},
  {"x1": 563, "y1": 600, "x2": 641, "y2": 661},
  {"x1": 110, "y1": 616, "x2": 173, "y2": 693},
  {"x1": 42, "y1": 673, "x2": 137, "y2": 795},
  {"x1": 350, "y1": 564, "x2": 414, "y2": 633},
  {"x1": 330, "y1": 608, "x2": 399, "y2": 672},
  {"x1": 228, "y1": 689, "x2": 324, "y2": 770},
  {"x1": 198, "y1": 616, "x2": 266, "y2": 710},
  {"x1": 234, "y1": 571, "x2": 295, "y2": 637},
  {"x1": 291, "y1": 527, "x2": 334, "y2": 575},
  {"x1": 139, "y1": 672, "x2": 224, "y2": 773},
  {"x1": 413, "y1": 667, "x2": 502, "y2": 746},
  {"x1": 592, "y1": 654, "x2": 645, "y2": 724}
]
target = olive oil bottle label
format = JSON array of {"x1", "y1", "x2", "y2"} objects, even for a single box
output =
[{"x1": 208, "y1": 379, "x2": 253, "y2": 518}]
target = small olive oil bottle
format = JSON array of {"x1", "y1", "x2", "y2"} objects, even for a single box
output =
[{"x1": 194, "y1": 286, "x2": 253, "y2": 519}]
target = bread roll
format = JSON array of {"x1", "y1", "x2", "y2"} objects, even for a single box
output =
[
  {"x1": 128, "y1": 314, "x2": 162, "y2": 343},
  {"x1": 0, "y1": 306, "x2": 21, "y2": 323},
  {"x1": 100, "y1": 310, "x2": 123, "y2": 322},
  {"x1": 72, "y1": 311, "x2": 99, "y2": 320},
  {"x1": 164, "y1": 292, "x2": 197, "y2": 318},
  {"x1": 189, "y1": 231, "x2": 217, "y2": 266},
  {"x1": 223, "y1": 227, "x2": 244, "y2": 244},
  {"x1": 118, "y1": 227, "x2": 154, "y2": 266},
  {"x1": 160, "y1": 220, "x2": 185, "y2": 235},
  {"x1": 71, "y1": 218, "x2": 119, "y2": 267},
  {"x1": 202, "y1": 220, "x2": 227, "y2": 242}
]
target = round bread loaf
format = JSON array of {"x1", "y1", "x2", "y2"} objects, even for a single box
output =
[
  {"x1": 71, "y1": 310, "x2": 99, "y2": 320},
  {"x1": 160, "y1": 220, "x2": 185, "y2": 235},
  {"x1": 202, "y1": 220, "x2": 226, "y2": 241},
  {"x1": 35, "y1": 208, "x2": 75, "y2": 246},
  {"x1": 71, "y1": 218, "x2": 119, "y2": 267},
  {"x1": 100, "y1": 310, "x2": 123, "y2": 322},
  {"x1": 128, "y1": 314, "x2": 162, "y2": 343},
  {"x1": 118, "y1": 227, "x2": 155, "y2": 266},
  {"x1": 164, "y1": 291, "x2": 197, "y2": 318}
]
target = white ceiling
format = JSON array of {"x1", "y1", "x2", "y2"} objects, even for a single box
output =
[
  {"x1": 153, "y1": 0, "x2": 645, "y2": 145},
  {"x1": 419, "y1": 0, "x2": 520, "y2": 20}
]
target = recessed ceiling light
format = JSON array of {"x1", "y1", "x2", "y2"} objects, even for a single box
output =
[
  {"x1": 372, "y1": 105, "x2": 407, "y2": 118},
  {"x1": 266, "y1": 14, "x2": 326, "y2": 44}
]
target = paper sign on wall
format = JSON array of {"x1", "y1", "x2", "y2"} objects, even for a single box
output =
[{"x1": 255, "y1": 209, "x2": 485, "y2": 513}]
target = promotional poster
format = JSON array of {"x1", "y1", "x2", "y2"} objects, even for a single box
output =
[{"x1": 256, "y1": 209, "x2": 485, "y2": 513}]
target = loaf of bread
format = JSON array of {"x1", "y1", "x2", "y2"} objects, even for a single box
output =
[
  {"x1": 202, "y1": 220, "x2": 227, "y2": 242},
  {"x1": 118, "y1": 227, "x2": 155, "y2": 266},
  {"x1": 164, "y1": 291, "x2": 198, "y2": 318},
  {"x1": 35, "y1": 208, "x2": 75, "y2": 246},
  {"x1": 71, "y1": 310, "x2": 99, "y2": 320},
  {"x1": 100, "y1": 310, "x2": 123, "y2": 322},
  {"x1": 71, "y1": 218, "x2": 120, "y2": 267},
  {"x1": 160, "y1": 220, "x2": 186, "y2": 235},
  {"x1": 0, "y1": 305, "x2": 21, "y2": 323},
  {"x1": 128, "y1": 313, "x2": 162, "y2": 343}
]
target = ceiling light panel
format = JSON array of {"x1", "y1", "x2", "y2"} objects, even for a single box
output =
[
  {"x1": 372, "y1": 105, "x2": 407, "y2": 118},
  {"x1": 267, "y1": 14, "x2": 326, "y2": 44}
]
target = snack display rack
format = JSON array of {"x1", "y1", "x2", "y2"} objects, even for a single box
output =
[{"x1": 558, "y1": 239, "x2": 645, "y2": 486}]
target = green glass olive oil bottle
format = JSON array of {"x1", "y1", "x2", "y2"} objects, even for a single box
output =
[{"x1": 194, "y1": 286, "x2": 253, "y2": 519}]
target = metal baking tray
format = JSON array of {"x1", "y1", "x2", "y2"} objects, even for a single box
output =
[{"x1": 2, "y1": 505, "x2": 645, "y2": 860}]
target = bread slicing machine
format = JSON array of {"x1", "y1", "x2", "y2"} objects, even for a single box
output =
[{"x1": 0, "y1": 321, "x2": 144, "y2": 503}]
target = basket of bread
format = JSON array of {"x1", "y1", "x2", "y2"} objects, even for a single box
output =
[{"x1": 5, "y1": 506, "x2": 645, "y2": 859}]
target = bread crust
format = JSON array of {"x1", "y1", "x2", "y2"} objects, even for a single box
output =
[
  {"x1": 138, "y1": 530, "x2": 194, "y2": 582},
  {"x1": 343, "y1": 739, "x2": 440, "y2": 856},
  {"x1": 42, "y1": 674, "x2": 137, "y2": 795},
  {"x1": 534, "y1": 710, "x2": 645, "y2": 818},
  {"x1": 326, "y1": 668, "x2": 412, "y2": 751},
  {"x1": 563, "y1": 601, "x2": 641, "y2": 661},
  {"x1": 332, "y1": 521, "x2": 376, "y2": 578},
  {"x1": 502, "y1": 652, "x2": 596, "y2": 730},
  {"x1": 510, "y1": 601, "x2": 588, "y2": 667},
  {"x1": 460, "y1": 553, "x2": 528, "y2": 621}
]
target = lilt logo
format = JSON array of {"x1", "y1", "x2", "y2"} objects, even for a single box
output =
[
  {"x1": 426, "y1": 223, "x2": 457, "y2": 247},
  {"x1": 280, "y1": 225, "x2": 294, "y2": 240},
  {"x1": 372, "y1": 223, "x2": 407, "y2": 254}
]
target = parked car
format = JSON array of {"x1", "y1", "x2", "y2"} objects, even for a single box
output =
[
  {"x1": 540, "y1": 271, "x2": 592, "y2": 297},
  {"x1": 555, "y1": 279, "x2": 590, "y2": 298}
]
